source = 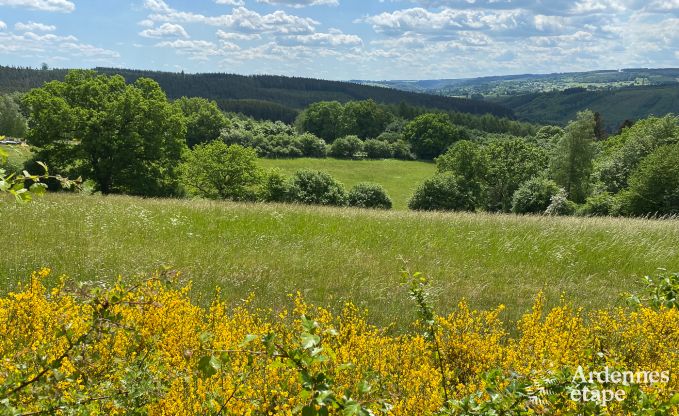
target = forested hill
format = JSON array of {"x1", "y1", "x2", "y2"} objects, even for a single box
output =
[
  {"x1": 0, "y1": 66, "x2": 513, "y2": 123},
  {"x1": 492, "y1": 84, "x2": 679, "y2": 132}
]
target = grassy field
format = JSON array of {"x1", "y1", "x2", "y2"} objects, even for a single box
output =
[
  {"x1": 0, "y1": 144, "x2": 32, "y2": 171},
  {"x1": 258, "y1": 158, "x2": 435, "y2": 210},
  {"x1": 2, "y1": 193, "x2": 679, "y2": 328}
]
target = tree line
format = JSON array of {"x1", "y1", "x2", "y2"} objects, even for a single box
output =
[{"x1": 5, "y1": 70, "x2": 678, "y2": 217}]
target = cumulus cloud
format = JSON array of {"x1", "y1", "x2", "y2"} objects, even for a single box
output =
[
  {"x1": 215, "y1": 0, "x2": 245, "y2": 5},
  {"x1": 144, "y1": 1, "x2": 318, "y2": 34},
  {"x1": 140, "y1": 23, "x2": 189, "y2": 39},
  {"x1": 0, "y1": 21, "x2": 6, "y2": 30},
  {"x1": 280, "y1": 30, "x2": 362, "y2": 46},
  {"x1": 14, "y1": 21, "x2": 56, "y2": 32},
  {"x1": 256, "y1": 0, "x2": 339, "y2": 7},
  {"x1": 0, "y1": 0, "x2": 74, "y2": 12}
]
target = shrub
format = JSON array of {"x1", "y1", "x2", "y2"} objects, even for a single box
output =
[
  {"x1": 180, "y1": 142, "x2": 262, "y2": 201},
  {"x1": 577, "y1": 192, "x2": 615, "y2": 216},
  {"x1": 390, "y1": 140, "x2": 415, "y2": 160},
  {"x1": 623, "y1": 143, "x2": 679, "y2": 216},
  {"x1": 252, "y1": 134, "x2": 303, "y2": 158},
  {"x1": 363, "y1": 139, "x2": 393, "y2": 159},
  {"x1": 298, "y1": 133, "x2": 327, "y2": 158},
  {"x1": 347, "y1": 182, "x2": 392, "y2": 209},
  {"x1": 511, "y1": 177, "x2": 560, "y2": 214},
  {"x1": 544, "y1": 188, "x2": 577, "y2": 216},
  {"x1": 287, "y1": 169, "x2": 347, "y2": 206},
  {"x1": 377, "y1": 131, "x2": 404, "y2": 143},
  {"x1": 408, "y1": 172, "x2": 475, "y2": 211},
  {"x1": 261, "y1": 168, "x2": 290, "y2": 202},
  {"x1": 329, "y1": 135, "x2": 364, "y2": 159}
]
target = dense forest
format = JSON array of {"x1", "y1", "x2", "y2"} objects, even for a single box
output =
[
  {"x1": 0, "y1": 66, "x2": 513, "y2": 123},
  {"x1": 492, "y1": 84, "x2": 679, "y2": 132}
]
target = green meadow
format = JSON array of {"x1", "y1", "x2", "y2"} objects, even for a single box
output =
[
  {"x1": 258, "y1": 158, "x2": 436, "y2": 210},
  {"x1": 2, "y1": 193, "x2": 678, "y2": 327}
]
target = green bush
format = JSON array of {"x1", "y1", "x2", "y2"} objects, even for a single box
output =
[
  {"x1": 363, "y1": 139, "x2": 393, "y2": 159},
  {"x1": 261, "y1": 168, "x2": 290, "y2": 203},
  {"x1": 511, "y1": 177, "x2": 560, "y2": 214},
  {"x1": 623, "y1": 143, "x2": 679, "y2": 216},
  {"x1": 180, "y1": 142, "x2": 262, "y2": 201},
  {"x1": 408, "y1": 172, "x2": 475, "y2": 211},
  {"x1": 577, "y1": 192, "x2": 615, "y2": 216},
  {"x1": 298, "y1": 133, "x2": 327, "y2": 158},
  {"x1": 287, "y1": 169, "x2": 347, "y2": 206},
  {"x1": 544, "y1": 189, "x2": 577, "y2": 216},
  {"x1": 347, "y1": 182, "x2": 392, "y2": 210},
  {"x1": 329, "y1": 135, "x2": 364, "y2": 159},
  {"x1": 390, "y1": 140, "x2": 415, "y2": 160}
]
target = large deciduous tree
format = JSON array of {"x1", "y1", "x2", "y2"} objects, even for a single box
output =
[
  {"x1": 0, "y1": 93, "x2": 28, "y2": 138},
  {"x1": 403, "y1": 113, "x2": 468, "y2": 160},
  {"x1": 175, "y1": 96, "x2": 228, "y2": 147},
  {"x1": 295, "y1": 101, "x2": 344, "y2": 143},
  {"x1": 24, "y1": 70, "x2": 187, "y2": 196}
]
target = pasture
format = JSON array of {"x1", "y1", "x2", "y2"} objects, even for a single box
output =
[{"x1": 2, "y1": 193, "x2": 678, "y2": 327}]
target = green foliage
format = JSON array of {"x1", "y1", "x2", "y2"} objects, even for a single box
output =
[
  {"x1": 363, "y1": 139, "x2": 393, "y2": 159},
  {"x1": 390, "y1": 140, "x2": 415, "y2": 160},
  {"x1": 549, "y1": 110, "x2": 596, "y2": 203},
  {"x1": 261, "y1": 168, "x2": 290, "y2": 203},
  {"x1": 340, "y1": 99, "x2": 393, "y2": 139},
  {"x1": 511, "y1": 177, "x2": 560, "y2": 214},
  {"x1": 403, "y1": 113, "x2": 469, "y2": 160},
  {"x1": 408, "y1": 172, "x2": 475, "y2": 212},
  {"x1": 622, "y1": 143, "x2": 679, "y2": 216},
  {"x1": 545, "y1": 189, "x2": 577, "y2": 216},
  {"x1": 329, "y1": 135, "x2": 364, "y2": 159},
  {"x1": 485, "y1": 138, "x2": 548, "y2": 212},
  {"x1": 298, "y1": 133, "x2": 328, "y2": 158},
  {"x1": 295, "y1": 101, "x2": 344, "y2": 142},
  {"x1": 23, "y1": 70, "x2": 186, "y2": 196},
  {"x1": 180, "y1": 142, "x2": 262, "y2": 201},
  {"x1": 532, "y1": 125, "x2": 564, "y2": 150},
  {"x1": 627, "y1": 269, "x2": 679, "y2": 310},
  {"x1": 578, "y1": 192, "x2": 615, "y2": 217},
  {"x1": 0, "y1": 94, "x2": 27, "y2": 138},
  {"x1": 435, "y1": 140, "x2": 488, "y2": 206},
  {"x1": 287, "y1": 169, "x2": 347, "y2": 206},
  {"x1": 175, "y1": 96, "x2": 229, "y2": 147},
  {"x1": 222, "y1": 118, "x2": 327, "y2": 158},
  {"x1": 595, "y1": 115, "x2": 679, "y2": 193},
  {"x1": 347, "y1": 182, "x2": 392, "y2": 210}
]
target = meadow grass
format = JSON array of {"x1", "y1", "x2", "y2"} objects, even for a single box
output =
[
  {"x1": 0, "y1": 144, "x2": 32, "y2": 170},
  {"x1": 3, "y1": 193, "x2": 679, "y2": 328},
  {"x1": 258, "y1": 158, "x2": 435, "y2": 210}
]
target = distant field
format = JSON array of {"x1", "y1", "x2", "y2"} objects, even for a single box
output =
[
  {"x1": 258, "y1": 158, "x2": 435, "y2": 209},
  {"x1": 0, "y1": 144, "x2": 32, "y2": 170},
  {"x1": 2, "y1": 194, "x2": 678, "y2": 328}
]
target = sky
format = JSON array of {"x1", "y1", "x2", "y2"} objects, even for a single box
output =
[{"x1": 1, "y1": 0, "x2": 679, "y2": 80}]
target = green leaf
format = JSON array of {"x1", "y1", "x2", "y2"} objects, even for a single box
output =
[
  {"x1": 302, "y1": 405, "x2": 317, "y2": 416},
  {"x1": 240, "y1": 334, "x2": 259, "y2": 347},
  {"x1": 197, "y1": 355, "x2": 221, "y2": 378},
  {"x1": 301, "y1": 332, "x2": 321, "y2": 349}
]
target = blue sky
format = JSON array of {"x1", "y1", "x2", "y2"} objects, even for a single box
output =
[{"x1": 1, "y1": 0, "x2": 678, "y2": 80}]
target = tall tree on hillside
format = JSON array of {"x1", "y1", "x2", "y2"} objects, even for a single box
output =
[
  {"x1": 24, "y1": 70, "x2": 186, "y2": 196},
  {"x1": 175, "y1": 96, "x2": 228, "y2": 147},
  {"x1": 340, "y1": 99, "x2": 393, "y2": 139},
  {"x1": 549, "y1": 110, "x2": 596, "y2": 203}
]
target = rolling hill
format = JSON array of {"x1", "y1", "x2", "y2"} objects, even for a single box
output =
[{"x1": 0, "y1": 66, "x2": 513, "y2": 123}]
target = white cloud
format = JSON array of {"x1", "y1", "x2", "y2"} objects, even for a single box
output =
[
  {"x1": 281, "y1": 30, "x2": 362, "y2": 47},
  {"x1": 255, "y1": 0, "x2": 339, "y2": 7},
  {"x1": 0, "y1": 0, "x2": 74, "y2": 12},
  {"x1": 14, "y1": 21, "x2": 56, "y2": 32},
  {"x1": 140, "y1": 23, "x2": 189, "y2": 39},
  {"x1": 144, "y1": 1, "x2": 318, "y2": 34},
  {"x1": 216, "y1": 30, "x2": 261, "y2": 41},
  {"x1": 216, "y1": 0, "x2": 245, "y2": 5},
  {"x1": 0, "y1": 30, "x2": 119, "y2": 61},
  {"x1": 0, "y1": 21, "x2": 6, "y2": 30}
]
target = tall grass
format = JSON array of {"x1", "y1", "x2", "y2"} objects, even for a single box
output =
[
  {"x1": 258, "y1": 158, "x2": 435, "y2": 210},
  {"x1": 2, "y1": 193, "x2": 679, "y2": 327}
]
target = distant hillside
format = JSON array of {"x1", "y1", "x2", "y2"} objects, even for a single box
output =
[
  {"x1": 355, "y1": 68, "x2": 679, "y2": 97},
  {"x1": 491, "y1": 84, "x2": 679, "y2": 132},
  {"x1": 0, "y1": 66, "x2": 513, "y2": 123}
]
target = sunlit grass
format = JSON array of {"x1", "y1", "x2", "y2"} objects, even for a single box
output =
[
  {"x1": 258, "y1": 158, "x2": 435, "y2": 210},
  {"x1": 2, "y1": 193, "x2": 678, "y2": 327}
]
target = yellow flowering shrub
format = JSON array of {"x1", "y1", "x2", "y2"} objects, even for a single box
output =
[{"x1": 0, "y1": 269, "x2": 677, "y2": 415}]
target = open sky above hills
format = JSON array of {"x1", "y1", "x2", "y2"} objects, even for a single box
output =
[{"x1": 1, "y1": 0, "x2": 679, "y2": 80}]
